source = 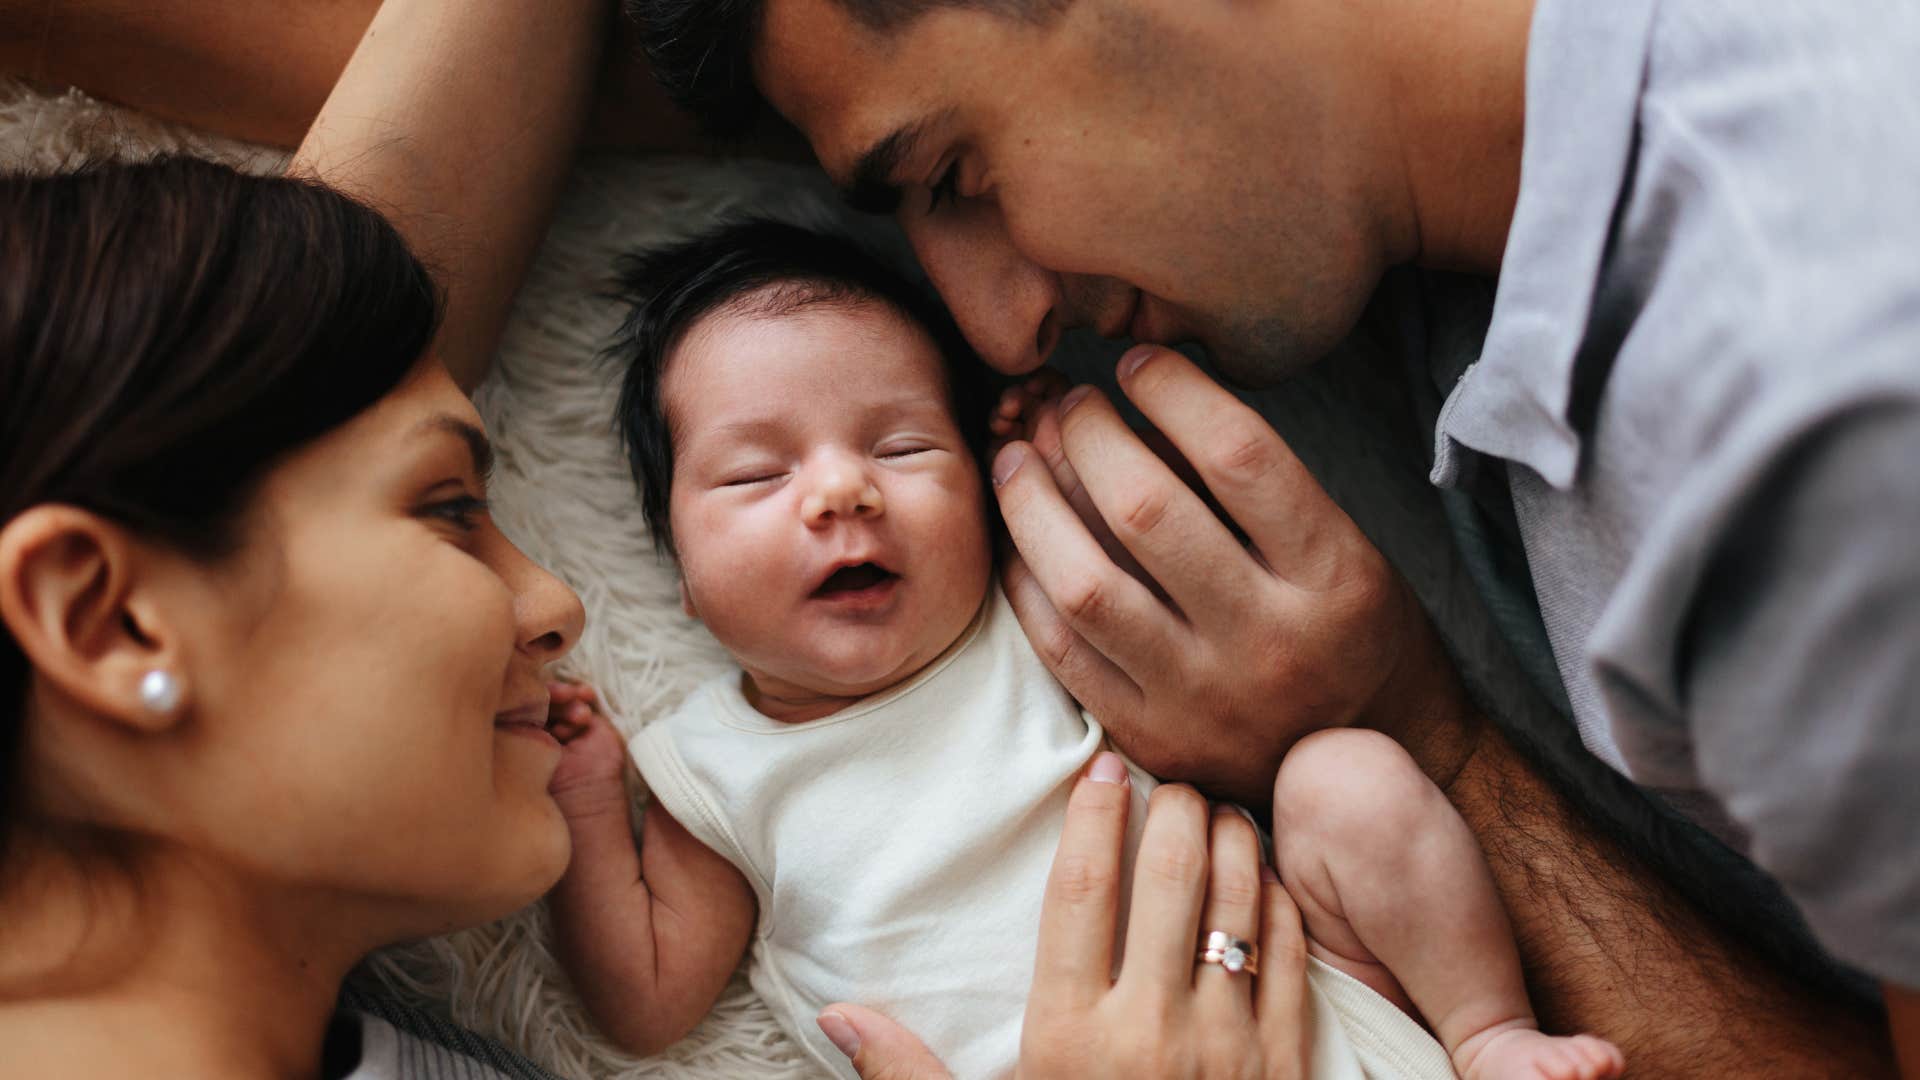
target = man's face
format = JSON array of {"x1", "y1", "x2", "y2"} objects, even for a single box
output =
[{"x1": 756, "y1": 0, "x2": 1393, "y2": 385}]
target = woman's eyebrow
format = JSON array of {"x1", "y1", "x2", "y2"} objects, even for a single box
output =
[{"x1": 416, "y1": 414, "x2": 495, "y2": 483}]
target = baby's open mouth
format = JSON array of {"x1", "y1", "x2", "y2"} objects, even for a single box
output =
[{"x1": 813, "y1": 562, "x2": 899, "y2": 597}]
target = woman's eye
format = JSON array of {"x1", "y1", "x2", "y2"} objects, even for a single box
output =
[
  {"x1": 926, "y1": 163, "x2": 960, "y2": 215},
  {"x1": 880, "y1": 447, "x2": 932, "y2": 460},
  {"x1": 422, "y1": 495, "x2": 489, "y2": 532},
  {"x1": 721, "y1": 472, "x2": 784, "y2": 488}
]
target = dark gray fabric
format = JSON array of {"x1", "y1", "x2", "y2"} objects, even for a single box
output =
[{"x1": 337, "y1": 982, "x2": 562, "y2": 1080}]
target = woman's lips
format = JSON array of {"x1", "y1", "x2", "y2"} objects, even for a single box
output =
[{"x1": 494, "y1": 704, "x2": 558, "y2": 746}]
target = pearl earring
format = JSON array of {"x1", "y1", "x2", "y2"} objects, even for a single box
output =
[{"x1": 139, "y1": 669, "x2": 183, "y2": 715}]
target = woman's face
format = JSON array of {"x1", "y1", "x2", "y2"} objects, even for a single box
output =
[{"x1": 146, "y1": 360, "x2": 584, "y2": 932}]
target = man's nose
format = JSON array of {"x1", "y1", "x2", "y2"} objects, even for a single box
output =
[
  {"x1": 903, "y1": 199, "x2": 1064, "y2": 375},
  {"x1": 800, "y1": 454, "x2": 884, "y2": 527}
]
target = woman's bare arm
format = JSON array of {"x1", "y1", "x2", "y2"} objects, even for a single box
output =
[
  {"x1": 280, "y1": 0, "x2": 603, "y2": 389},
  {"x1": 0, "y1": 0, "x2": 702, "y2": 156}
]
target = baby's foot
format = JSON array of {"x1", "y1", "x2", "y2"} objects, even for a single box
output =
[
  {"x1": 988, "y1": 371, "x2": 1071, "y2": 450},
  {"x1": 1456, "y1": 1023, "x2": 1624, "y2": 1080}
]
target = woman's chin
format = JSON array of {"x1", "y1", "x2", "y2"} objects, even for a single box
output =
[{"x1": 444, "y1": 808, "x2": 571, "y2": 928}]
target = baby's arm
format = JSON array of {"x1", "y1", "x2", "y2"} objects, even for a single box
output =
[
  {"x1": 1272, "y1": 728, "x2": 1624, "y2": 1080},
  {"x1": 545, "y1": 685, "x2": 756, "y2": 1057}
]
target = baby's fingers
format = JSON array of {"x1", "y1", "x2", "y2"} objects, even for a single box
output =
[{"x1": 547, "y1": 682, "x2": 603, "y2": 739}]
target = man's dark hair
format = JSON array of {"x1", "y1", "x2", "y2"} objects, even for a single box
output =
[
  {"x1": 626, "y1": 0, "x2": 1071, "y2": 135},
  {"x1": 608, "y1": 218, "x2": 993, "y2": 558}
]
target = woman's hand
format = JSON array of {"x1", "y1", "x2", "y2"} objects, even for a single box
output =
[{"x1": 818, "y1": 752, "x2": 1314, "y2": 1078}]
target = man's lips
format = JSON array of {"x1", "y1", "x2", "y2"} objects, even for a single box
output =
[
  {"x1": 1098, "y1": 288, "x2": 1143, "y2": 341},
  {"x1": 1128, "y1": 291, "x2": 1162, "y2": 344}
]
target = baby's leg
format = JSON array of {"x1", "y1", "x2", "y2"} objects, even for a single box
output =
[{"x1": 1273, "y1": 729, "x2": 1623, "y2": 1080}]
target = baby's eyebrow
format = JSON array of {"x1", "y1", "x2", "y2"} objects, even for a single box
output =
[{"x1": 707, "y1": 417, "x2": 792, "y2": 443}]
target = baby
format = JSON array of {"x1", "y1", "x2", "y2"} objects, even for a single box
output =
[{"x1": 548, "y1": 220, "x2": 1624, "y2": 1080}]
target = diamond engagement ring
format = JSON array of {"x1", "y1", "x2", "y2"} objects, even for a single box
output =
[{"x1": 1198, "y1": 931, "x2": 1259, "y2": 975}]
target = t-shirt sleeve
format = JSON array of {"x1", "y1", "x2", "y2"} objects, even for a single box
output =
[
  {"x1": 627, "y1": 719, "x2": 762, "y2": 895},
  {"x1": 1679, "y1": 399, "x2": 1920, "y2": 987}
]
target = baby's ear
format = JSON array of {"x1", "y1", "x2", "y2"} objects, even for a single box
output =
[{"x1": 679, "y1": 578, "x2": 700, "y2": 621}]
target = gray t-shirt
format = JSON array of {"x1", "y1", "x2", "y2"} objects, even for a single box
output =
[{"x1": 1429, "y1": 0, "x2": 1920, "y2": 985}]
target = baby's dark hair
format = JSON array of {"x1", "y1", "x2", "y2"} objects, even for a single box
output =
[{"x1": 608, "y1": 218, "x2": 993, "y2": 557}]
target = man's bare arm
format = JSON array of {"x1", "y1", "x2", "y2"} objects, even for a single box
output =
[
  {"x1": 1447, "y1": 723, "x2": 1894, "y2": 1076},
  {"x1": 993, "y1": 345, "x2": 1896, "y2": 1075}
]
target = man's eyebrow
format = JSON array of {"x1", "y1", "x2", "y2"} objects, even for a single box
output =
[
  {"x1": 418, "y1": 414, "x2": 495, "y2": 483},
  {"x1": 840, "y1": 115, "x2": 941, "y2": 214}
]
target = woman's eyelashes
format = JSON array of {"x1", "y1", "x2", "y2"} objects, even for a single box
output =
[{"x1": 421, "y1": 493, "x2": 490, "y2": 532}]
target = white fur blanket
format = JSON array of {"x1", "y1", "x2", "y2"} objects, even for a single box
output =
[{"x1": 2, "y1": 79, "x2": 1550, "y2": 1079}]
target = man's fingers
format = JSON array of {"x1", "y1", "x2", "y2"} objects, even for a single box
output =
[
  {"x1": 1029, "y1": 399, "x2": 1160, "y2": 593},
  {"x1": 1052, "y1": 384, "x2": 1270, "y2": 627},
  {"x1": 817, "y1": 1005, "x2": 955, "y2": 1080},
  {"x1": 1117, "y1": 784, "x2": 1212, "y2": 992},
  {"x1": 1000, "y1": 554, "x2": 1144, "y2": 723},
  {"x1": 1115, "y1": 346, "x2": 1350, "y2": 587},
  {"x1": 1031, "y1": 752, "x2": 1134, "y2": 1008},
  {"x1": 994, "y1": 440, "x2": 1183, "y2": 673},
  {"x1": 1254, "y1": 863, "x2": 1315, "y2": 1077}
]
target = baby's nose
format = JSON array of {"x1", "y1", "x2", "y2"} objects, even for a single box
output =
[{"x1": 801, "y1": 461, "x2": 884, "y2": 526}]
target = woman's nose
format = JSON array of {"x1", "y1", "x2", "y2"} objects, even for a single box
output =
[
  {"x1": 502, "y1": 542, "x2": 585, "y2": 661},
  {"x1": 800, "y1": 456, "x2": 884, "y2": 527}
]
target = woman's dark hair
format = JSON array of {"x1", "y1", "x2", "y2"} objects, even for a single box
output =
[
  {"x1": 607, "y1": 217, "x2": 994, "y2": 558},
  {"x1": 0, "y1": 155, "x2": 443, "y2": 847}
]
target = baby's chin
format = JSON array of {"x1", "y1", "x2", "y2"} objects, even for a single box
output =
[{"x1": 790, "y1": 645, "x2": 940, "y2": 700}]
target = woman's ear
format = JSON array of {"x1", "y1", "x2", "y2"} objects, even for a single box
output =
[{"x1": 0, "y1": 506, "x2": 190, "y2": 733}]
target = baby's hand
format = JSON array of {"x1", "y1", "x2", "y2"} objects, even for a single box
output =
[
  {"x1": 989, "y1": 371, "x2": 1072, "y2": 451},
  {"x1": 547, "y1": 681, "x2": 630, "y2": 821}
]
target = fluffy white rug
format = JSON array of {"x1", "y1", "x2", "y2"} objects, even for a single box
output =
[{"x1": 2, "y1": 78, "x2": 1550, "y2": 1080}]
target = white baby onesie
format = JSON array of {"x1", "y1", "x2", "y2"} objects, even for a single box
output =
[{"x1": 630, "y1": 585, "x2": 1453, "y2": 1080}]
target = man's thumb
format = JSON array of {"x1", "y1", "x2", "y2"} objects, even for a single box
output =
[{"x1": 817, "y1": 1004, "x2": 954, "y2": 1080}]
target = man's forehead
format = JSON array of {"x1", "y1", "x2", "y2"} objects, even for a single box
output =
[{"x1": 756, "y1": 0, "x2": 936, "y2": 187}]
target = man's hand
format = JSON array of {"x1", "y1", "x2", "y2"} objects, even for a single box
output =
[{"x1": 992, "y1": 345, "x2": 1473, "y2": 806}]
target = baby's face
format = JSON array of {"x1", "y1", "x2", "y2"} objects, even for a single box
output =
[{"x1": 665, "y1": 299, "x2": 992, "y2": 707}]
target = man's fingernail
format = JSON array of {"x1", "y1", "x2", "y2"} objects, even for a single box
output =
[
  {"x1": 1059, "y1": 385, "x2": 1092, "y2": 416},
  {"x1": 1088, "y1": 752, "x2": 1127, "y2": 785},
  {"x1": 992, "y1": 442, "x2": 1027, "y2": 487},
  {"x1": 1118, "y1": 344, "x2": 1158, "y2": 379},
  {"x1": 818, "y1": 1011, "x2": 861, "y2": 1059}
]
